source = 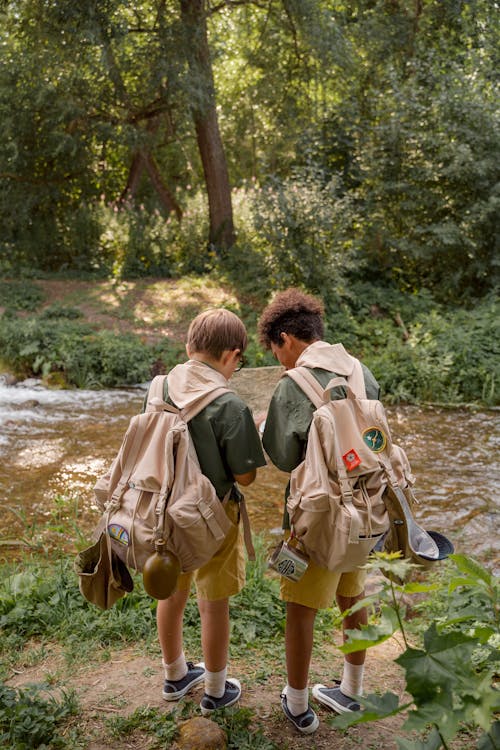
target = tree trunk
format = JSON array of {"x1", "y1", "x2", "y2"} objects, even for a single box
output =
[{"x1": 179, "y1": 0, "x2": 235, "y2": 250}]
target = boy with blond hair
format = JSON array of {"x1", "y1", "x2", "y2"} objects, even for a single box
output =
[{"x1": 152, "y1": 308, "x2": 266, "y2": 713}]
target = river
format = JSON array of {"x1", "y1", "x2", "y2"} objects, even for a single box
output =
[{"x1": 0, "y1": 368, "x2": 498, "y2": 569}]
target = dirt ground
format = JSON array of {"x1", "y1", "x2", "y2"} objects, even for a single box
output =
[
  {"x1": 4, "y1": 280, "x2": 484, "y2": 748},
  {"x1": 7, "y1": 637, "x2": 415, "y2": 750}
]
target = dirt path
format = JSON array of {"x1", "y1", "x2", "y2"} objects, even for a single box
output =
[{"x1": 7, "y1": 638, "x2": 410, "y2": 749}]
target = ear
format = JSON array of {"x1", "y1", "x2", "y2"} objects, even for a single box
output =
[
  {"x1": 220, "y1": 349, "x2": 234, "y2": 366},
  {"x1": 185, "y1": 344, "x2": 192, "y2": 358}
]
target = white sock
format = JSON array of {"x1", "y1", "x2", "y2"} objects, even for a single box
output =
[
  {"x1": 284, "y1": 684, "x2": 309, "y2": 716},
  {"x1": 340, "y1": 661, "x2": 364, "y2": 699},
  {"x1": 204, "y1": 667, "x2": 227, "y2": 698},
  {"x1": 163, "y1": 651, "x2": 188, "y2": 682}
]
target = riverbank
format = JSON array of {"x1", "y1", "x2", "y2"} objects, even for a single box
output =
[{"x1": 0, "y1": 276, "x2": 498, "y2": 406}]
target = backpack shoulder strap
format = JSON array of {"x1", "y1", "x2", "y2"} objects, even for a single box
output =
[
  {"x1": 285, "y1": 367, "x2": 325, "y2": 409},
  {"x1": 147, "y1": 375, "x2": 168, "y2": 403}
]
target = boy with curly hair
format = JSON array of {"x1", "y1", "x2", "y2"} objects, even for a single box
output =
[{"x1": 257, "y1": 289, "x2": 380, "y2": 734}]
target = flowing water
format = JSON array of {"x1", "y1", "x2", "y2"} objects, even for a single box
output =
[{"x1": 0, "y1": 368, "x2": 498, "y2": 567}]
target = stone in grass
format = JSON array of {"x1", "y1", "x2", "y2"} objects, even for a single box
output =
[{"x1": 173, "y1": 716, "x2": 227, "y2": 750}]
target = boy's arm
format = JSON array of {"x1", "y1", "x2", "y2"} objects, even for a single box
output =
[{"x1": 217, "y1": 401, "x2": 266, "y2": 484}]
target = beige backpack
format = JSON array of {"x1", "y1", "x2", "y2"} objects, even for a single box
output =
[
  {"x1": 92, "y1": 374, "x2": 236, "y2": 574},
  {"x1": 286, "y1": 367, "x2": 438, "y2": 573}
]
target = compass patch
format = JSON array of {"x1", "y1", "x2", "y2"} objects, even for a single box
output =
[{"x1": 362, "y1": 427, "x2": 387, "y2": 453}]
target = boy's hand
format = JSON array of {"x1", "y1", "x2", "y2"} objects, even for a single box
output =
[
  {"x1": 254, "y1": 411, "x2": 267, "y2": 427},
  {"x1": 254, "y1": 411, "x2": 267, "y2": 436}
]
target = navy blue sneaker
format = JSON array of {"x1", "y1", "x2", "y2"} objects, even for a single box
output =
[
  {"x1": 281, "y1": 693, "x2": 319, "y2": 734},
  {"x1": 200, "y1": 678, "x2": 241, "y2": 715},
  {"x1": 162, "y1": 661, "x2": 205, "y2": 701},
  {"x1": 312, "y1": 680, "x2": 361, "y2": 713}
]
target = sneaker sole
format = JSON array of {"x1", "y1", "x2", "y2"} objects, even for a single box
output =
[
  {"x1": 199, "y1": 678, "x2": 241, "y2": 715},
  {"x1": 162, "y1": 665, "x2": 205, "y2": 701},
  {"x1": 312, "y1": 684, "x2": 359, "y2": 714}
]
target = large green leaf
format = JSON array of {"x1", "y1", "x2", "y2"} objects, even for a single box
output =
[
  {"x1": 396, "y1": 623, "x2": 477, "y2": 701},
  {"x1": 339, "y1": 606, "x2": 400, "y2": 653},
  {"x1": 449, "y1": 555, "x2": 492, "y2": 587},
  {"x1": 477, "y1": 721, "x2": 500, "y2": 750},
  {"x1": 329, "y1": 691, "x2": 409, "y2": 729},
  {"x1": 397, "y1": 727, "x2": 442, "y2": 750}
]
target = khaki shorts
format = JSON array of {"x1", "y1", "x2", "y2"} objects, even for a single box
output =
[
  {"x1": 175, "y1": 499, "x2": 245, "y2": 602},
  {"x1": 280, "y1": 556, "x2": 366, "y2": 610}
]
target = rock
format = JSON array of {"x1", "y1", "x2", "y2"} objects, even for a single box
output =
[
  {"x1": 43, "y1": 371, "x2": 69, "y2": 388},
  {"x1": 173, "y1": 717, "x2": 227, "y2": 750},
  {"x1": 0, "y1": 372, "x2": 18, "y2": 386}
]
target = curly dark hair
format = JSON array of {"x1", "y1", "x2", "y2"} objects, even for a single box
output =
[{"x1": 258, "y1": 288, "x2": 324, "y2": 348}]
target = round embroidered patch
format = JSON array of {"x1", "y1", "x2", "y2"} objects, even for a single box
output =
[
  {"x1": 107, "y1": 524, "x2": 130, "y2": 546},
  {"x1": 362, "y1": 427, "x2": 387, "y2": 453},
  {"x1": 278, "y1": 558, "x2": 296, "y2": 578}
]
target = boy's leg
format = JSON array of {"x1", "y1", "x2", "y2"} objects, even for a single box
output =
[
  {"x1": 198, "y1": 596, "x2": 232, "y2": 701},
  {"x1": 198, "y1": 597, "x2": 229, "y2": 673},
  {"x1": 279, "y1": 560, "x2": 341, "y2": 733},
  {"x1": 192, "y1": 499, "x2": 245, "y2": 713},
  {"x1": 285, "y1": 602, "x2": 316, "y2": 689},
  {"x1": 337, "y1": 590, "x2": 367, "y2": 696},
  {"x1": 157, "y1": 587, "x2": 189, "y2": 665},
  {"x1": 157, "y1": 581, "x2": 205, "y2": 701},
  {"x1": 312, "y1": 571, "x2": 367, "y2": 714}
]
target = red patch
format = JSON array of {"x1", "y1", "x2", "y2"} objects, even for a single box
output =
[{"x1": 342, "y1": 449, "x2": 361, "y2": 471}]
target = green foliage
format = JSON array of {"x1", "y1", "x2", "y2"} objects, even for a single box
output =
[
  {"x1": 214, "y1": 707, "x2": 280, "y2": 749},
  {"x1": 106, "y1": 704, "x2": 280, "y2": 750},
  {"x1": 231, "y1": 537, "x2": 284, "y2": 647},
  {"x1": 107, "y1": 705, "x2": 180, "y2": 746},
  {"x1": 39, "y1": 304, "x2": 84, "y2": 320},
  {"x1": 0, "y1": 281, "x2": 45, "y2": 312},
  {"x1": 0, "y1": 538, "x2": 284, "y2": 670},
  {"x1": 0, "y1": 313, "x2": 167, "y2": 387},
  {"x1": 328, "y1": 290, "x2": 499, "y2": 406},
  {"x1": 0, "y1": 684, "x2": 78, "y2": 749},
  {"x1": 330, "y1": 553, "x2": 499, "y2": 749},
  {"x1": 248, "y1": 174, "x2": 356, "y2": 306},
  {"x1": 0, "y1": 0, "x2": 497, "y2": 305}
]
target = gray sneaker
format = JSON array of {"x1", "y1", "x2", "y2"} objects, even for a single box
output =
[
  {"x1": 312, "y1": 680, "x2": 361, "y2": 713},
  {"x1": 162, "y1": 661, "x2": 205, "y2": 701},
  {"x1": 281, "y1": 693, "x2": 319, "y2": 734},
  {"x1": 200, "y1": 678, "x2": 241, "y2": 715}
]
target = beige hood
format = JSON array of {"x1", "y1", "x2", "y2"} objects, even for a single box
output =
[
  {"x1": 294, "y1": 341, "x2": 366, "y2": 398},
  {"x1": 167, "y1": 359, "x2": 233, "y2": 412}
]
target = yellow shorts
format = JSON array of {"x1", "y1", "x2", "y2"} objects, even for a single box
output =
[
  {"x1": 175, "y1": 499, "x2": 245, "y2": 602},
  {"x1": 280, "y1": 557, "x2": 366, "y2": 611}
]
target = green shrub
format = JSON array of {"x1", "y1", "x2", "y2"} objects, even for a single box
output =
[
  {"x1": 0, "y1": 280, "x2": 45, "y2": 312},
  {"x1": 0, "y1": 684, "x2": 78, "y2": 749},
  {"x1": 332, "y1": 553, "x2": 500, "y2": 750},
  {"x1": 39, "y1": 304, "x2": 84, "y2": 320},
  {"x1": 0, "y1": 314, "x2": 163, "y2": 387}
]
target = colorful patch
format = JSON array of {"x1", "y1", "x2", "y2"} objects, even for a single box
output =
[
  {"x1": 362, "y1": 427, "x2": 387, "y2": 453},
  {"x1": 107, "y1": 524, "x2": 130, "y2": 546},
  {"x1": 342, "y1": 449, "x2": 361, "y2": 471}
]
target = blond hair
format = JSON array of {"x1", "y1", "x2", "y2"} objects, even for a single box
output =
[{"x1": 187, "y1": 308, "x2": 247, "y2": 359}]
